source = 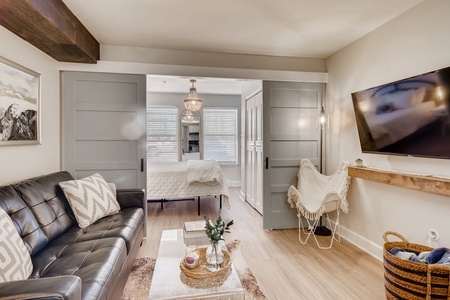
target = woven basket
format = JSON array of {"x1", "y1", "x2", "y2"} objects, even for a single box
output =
[
  {"x1": 383, "y1": 231, "x2": 450, "y2": 300},
  {"x1": 180, "y1": 247, "x2": 231, "y2": 280}
]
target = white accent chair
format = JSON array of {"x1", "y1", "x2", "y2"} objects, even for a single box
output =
[{"x1": 287, "y1": 159, "x2": 351, "y2": 249}]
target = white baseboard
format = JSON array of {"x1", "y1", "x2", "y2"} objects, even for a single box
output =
[
  {"x1": 239, "y1": 190, "x2": 246, "y2": 201},
  {"x1": 338, "y1": 225, "x2": 383, "y2": 262},
  {"x1": 324, "y1": 219, "x2": 383, "y2": 261},
  {"x1": 227, "y1": 180, "x2": 241, "y2": 187}
]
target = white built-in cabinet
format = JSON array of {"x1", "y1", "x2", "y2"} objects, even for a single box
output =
[{"x1": 245, "y1": 90, "x2": 263, "y2": 214}]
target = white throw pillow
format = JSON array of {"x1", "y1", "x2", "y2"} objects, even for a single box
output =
[
  {"x1": 59, "y1": 173, "x2": 121, "y2": 228},
  {"x1": 0, "y1": 207, "x2": 33, "y2": 283}
]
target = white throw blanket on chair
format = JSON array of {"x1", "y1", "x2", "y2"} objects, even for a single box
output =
[{"x1": 287, "y1": 159, "x2": 351, "y2": 221}]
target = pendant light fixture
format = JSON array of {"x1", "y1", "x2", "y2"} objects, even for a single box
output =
[
  {"x1": 184, "y1": 79, "x2": 203, "y2": 111},
  {"x1": 181, "y1": 109, "x2": 200, "y2": 124},
  {"x1": 319, "y1": 106, "x2": 326, "y2": 126}
]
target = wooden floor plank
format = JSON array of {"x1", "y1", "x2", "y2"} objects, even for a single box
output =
[{"x1": 138, "y1": 188, "x2": 385, "y2": 299}]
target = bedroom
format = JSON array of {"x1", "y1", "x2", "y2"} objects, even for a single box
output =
[{"x1": 1, "y1": 0, "x2": 450, "y2": 298}]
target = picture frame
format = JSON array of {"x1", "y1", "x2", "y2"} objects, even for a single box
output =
[{"x1": 0, "y1": 56, "x2": 40, "y2": 145}]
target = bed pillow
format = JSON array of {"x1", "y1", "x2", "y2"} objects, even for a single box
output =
[
  {"x1": 390, "y1": 89, "x2": 416, "y2": 109},
  {"x1": 414, "y1": 87, "x2": 427, "y2": 104},
  {"x1": 370, "y1": 94, "x2": 387, "y2": 112},
  {"x1": 375, "y1": 103, "x2": 393, "y2": 114},
  {"x1": 0, "y1": 207, "x2": 33, "y2": 283},
  {"x1": 59, "y1": 173, "x2": 120, "y2": 228}
]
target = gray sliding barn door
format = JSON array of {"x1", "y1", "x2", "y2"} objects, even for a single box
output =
[
  {"x1": 262, "y1": 81, "x2": 324, "y2": 230},
  {"x1": 61, "y1": 71, "x2": 146, "y2": 190}
]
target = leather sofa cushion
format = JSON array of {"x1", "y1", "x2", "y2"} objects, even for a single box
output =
[
  {"x1": 30, "y1": 237, "x2": 127, "y2": 300},
  {"x1": 0, "y1": 185, "x2": 47, "y2": 255},
  {"x1": 47, "y1": 208, "x2": 144, "y2": 254},
  {"x1": 13, "y1": 171, "x2": 75, "y2": 255}
]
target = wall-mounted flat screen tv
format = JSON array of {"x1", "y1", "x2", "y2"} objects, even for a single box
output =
[{"x1": 351, "y1": 66, "x2": 450, "y2": 159}]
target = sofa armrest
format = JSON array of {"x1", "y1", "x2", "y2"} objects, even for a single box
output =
[
  {"x1": 116, "y1": 188, "x2": 145, "y2": 209},
  {"x1": 0, "y1": 275, "x2": 81, "y2": 300}
]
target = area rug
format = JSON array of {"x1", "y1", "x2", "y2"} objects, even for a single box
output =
[
  {"x1": 120, "y1": 240, "x2": 267, "y2": 300},
  {"x1": 120, "y1": 257, "x2": 156, "y2": 300},
  {"x1": 226, "y1": 239, "x2": 267, "y2": 300}
]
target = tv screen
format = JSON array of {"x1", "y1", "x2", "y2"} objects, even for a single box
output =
[{"x1": 351, "y1": 66, "x2": 450, "y2": 159}]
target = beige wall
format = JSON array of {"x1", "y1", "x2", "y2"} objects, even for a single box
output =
[
  {"x1": 0, "y1": 27, "x2": 60, "y2": 184},
  {"x1": 326, "y1": 0, "x2": 450, "y2": 259}
]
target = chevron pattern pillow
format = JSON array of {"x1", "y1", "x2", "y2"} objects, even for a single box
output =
[
  {"x1": 59, "y1": 173, "x2": 121, "y2": 228},
  {"x1": 0, "y1": 207, "x2": 33, "y2": 283}
]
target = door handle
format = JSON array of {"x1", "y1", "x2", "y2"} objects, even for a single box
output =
[
  {"x1": 265, "y1": 157, "x2": 269, "y2": 169},
  {"x1": 141, "y1": 158, "x2": 144, "y2": 172}
]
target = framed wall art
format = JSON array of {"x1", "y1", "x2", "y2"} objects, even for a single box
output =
[{"x1": 0, "y1": 56, "x2": 40, "y2": 145}]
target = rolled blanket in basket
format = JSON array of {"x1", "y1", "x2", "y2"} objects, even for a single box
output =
[
  {"x1": 389, "y1": 247, "x2": 422, "y2": 263},
  {"x1": 390, "y1": 247, "x2": 450, "y2": 265},
  {"x1": 426, "y1": 247, "x2": 450, "y2": 264}
]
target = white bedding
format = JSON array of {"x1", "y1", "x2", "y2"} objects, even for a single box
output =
[
  {"x1": 186, "y1": 160, "x2": 223, "y2": 185},
  {"x1": 147, "y1": 161, "x2": 230, "y2": 208},
  {"x1": 182, "y1": 152, "x2": 200, "y2": 161},
  {"x1": 364, "y1": 101, "x2": 437, "y2": 149}
]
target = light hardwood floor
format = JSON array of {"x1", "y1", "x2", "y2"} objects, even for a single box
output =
[{"x1": 138, "y1": 188, "x2": 385, "y2": 300}]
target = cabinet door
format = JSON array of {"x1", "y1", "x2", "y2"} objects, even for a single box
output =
[
  {"x1": 245, "y1": 91, "x2": 263, "y2": 214},
  {"x1": 254, "y1": 92, "x2": 263, "y2": 214},
  {"x1": 245, "y1": 95, "x2": 255, "y2": 207}
]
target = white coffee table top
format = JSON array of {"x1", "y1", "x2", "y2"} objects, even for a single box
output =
[{"x1": 148, "y1": 229, "x2": 244, "y2": 300}]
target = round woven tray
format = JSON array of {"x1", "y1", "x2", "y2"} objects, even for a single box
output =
[{"x1": 180, "y1": 247, "x2": 231, "y2": 280}]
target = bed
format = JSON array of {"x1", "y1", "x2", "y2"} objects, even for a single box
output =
[
  {"x1": 362, "y1": 79, "x2": 439, "y2": 149},
  {"x1": 364, "y1": 100, "x2": 437, "y2": 149},
  {"x1": 147, "y1": 160, "x2": 230, "y2": 215}
]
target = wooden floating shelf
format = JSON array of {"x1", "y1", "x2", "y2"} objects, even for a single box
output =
[{"x1": 348, "y1": 166, "x2": 450, "y2": 198}]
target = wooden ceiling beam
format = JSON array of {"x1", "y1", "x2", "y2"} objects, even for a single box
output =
[{"x1": 0, "y1": 0, "x2": 99, "y2": 63}]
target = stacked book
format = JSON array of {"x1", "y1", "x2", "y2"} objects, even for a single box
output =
[{"x1": 183, "y1": 220, "x2": 209, "y2": 246}]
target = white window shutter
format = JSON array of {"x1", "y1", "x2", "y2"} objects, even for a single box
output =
[
  {"x1": 203, "y1": 108, "x2": 238, "y2": 163},
  {"x1": 147, "y1": 107, "x2": 178, "y2": 162}
]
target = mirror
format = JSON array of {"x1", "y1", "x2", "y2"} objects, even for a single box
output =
[{"x1": 180, "y1": 110, "x2": 201, "y2": 161}]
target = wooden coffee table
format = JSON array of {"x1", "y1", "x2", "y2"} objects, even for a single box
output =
[{"x1": 148, "y1": 229, "x2": 244, "y2": 299}]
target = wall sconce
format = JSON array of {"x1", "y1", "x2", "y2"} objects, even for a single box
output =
[
  {"x1": 319, "y1": 106, "x2": 326, "y2": 127},
  {"x1": 184, "y1": 79, "x2": 203, "y2": 111},
  {"x1": 358, "y1": 100, "x2": 370, "y2": 113},
  {"x1": 436, "y1": 86, "x2": 444, "y2": 101}
]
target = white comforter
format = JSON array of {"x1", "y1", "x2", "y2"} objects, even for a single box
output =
[
  {"x1": 364, "y1": 101, "x2": 437, "y2": 149},
  {"x1": 186, "y1": 160, "x2": 223, "y2": 185},
  {"x1": 147, "y1": 161, "x2": 230, "y2": 208}
]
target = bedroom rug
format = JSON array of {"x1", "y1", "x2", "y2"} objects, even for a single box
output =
[{"x1": 120, "y1": 240, "x2": 267, "y2": 300}]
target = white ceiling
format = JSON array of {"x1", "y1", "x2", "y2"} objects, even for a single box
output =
[
  {"x1": 63, "y1": 0, "x2": 423, "y2": 94},
  {"x1": 146, "y1": 75, "x2": 249, "y2": 95}
]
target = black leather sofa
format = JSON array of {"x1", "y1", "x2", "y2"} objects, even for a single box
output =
[{"x1": 0, "y1": 171, "x2": 145, "y2": 300}]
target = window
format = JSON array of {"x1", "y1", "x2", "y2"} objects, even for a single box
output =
[
  {"x1": 147, "y1": 107, "x2": 178, "y2": 162},
  {"x1": 203, "y1": 108, "x2": 238, "y2": 163}
]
